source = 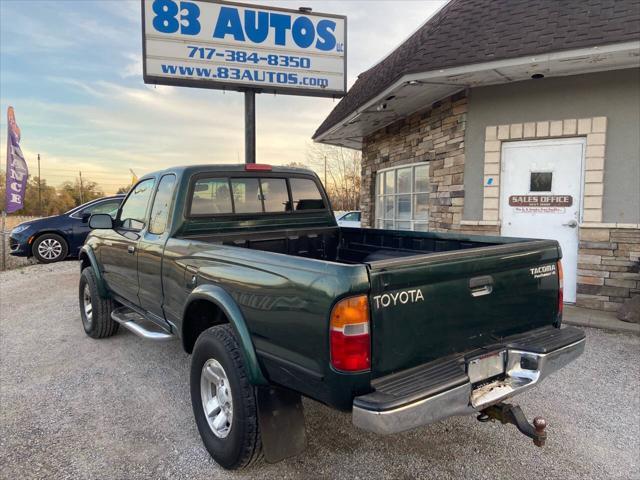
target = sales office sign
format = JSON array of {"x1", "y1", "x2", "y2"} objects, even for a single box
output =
[{"x1": 142, "y1": 0, "x2": 347, "y2": 97}]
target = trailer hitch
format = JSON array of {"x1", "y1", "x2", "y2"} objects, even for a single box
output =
[{"x1": 477, "y1": 403, "x2": 547, "y2": 447}]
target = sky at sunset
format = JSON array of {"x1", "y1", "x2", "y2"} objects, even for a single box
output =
[{"x1": 1, "y1": 0, "x2": 446, "y2": 193}]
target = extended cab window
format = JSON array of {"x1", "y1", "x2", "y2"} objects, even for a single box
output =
[
  {"x1": 191, "y1": 178, "x2": 233, "y2": 215},
  {"x1": 119, "y1": 178, "x2": 155, "y2": 230},
  {"x1": 149, "y1": 175, "x2": 176, "y2": 234},
  {"x1": 290, "y1": 178, "x2": 325, "y2": 210}
]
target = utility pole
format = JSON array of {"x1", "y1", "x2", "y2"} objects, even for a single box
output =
[
  {"x1": 79, "y1": 171, "x2": 84, "y2": 204},
  {"x1": 37, "y1": 153, "x2": 42, "y2": 216}
]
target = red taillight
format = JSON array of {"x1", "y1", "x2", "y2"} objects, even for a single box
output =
[
  {"x1": 330, "y1": 295, "x2": 370, "y2": 372},
  {"x1": 557, "y1": 260, "x2": 564, "y2": 318},
  {"x1": 244, "y1": 163, "x2": 272, "y2": 171}
]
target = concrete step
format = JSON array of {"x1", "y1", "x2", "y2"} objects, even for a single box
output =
[{"x1": 563, "y1": 305, "x2": 639, "y2": 335}]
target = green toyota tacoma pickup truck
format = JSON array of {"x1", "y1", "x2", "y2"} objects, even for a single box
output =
[{"x1": 79, "y1": 164, "x2": 585, "y2": 469}]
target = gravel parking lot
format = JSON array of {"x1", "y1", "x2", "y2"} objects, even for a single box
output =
[{"x1": 1, "y1": 262, "x2": 639, "y2": 480}]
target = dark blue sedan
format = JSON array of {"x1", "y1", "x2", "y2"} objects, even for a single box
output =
[{"x1": 9, "y1": 195, "x2": 124, "y2": 263}]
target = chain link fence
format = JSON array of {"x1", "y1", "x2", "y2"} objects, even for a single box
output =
[{"x1": 1, "y1": 215, "x2": 40, "y2": 271}]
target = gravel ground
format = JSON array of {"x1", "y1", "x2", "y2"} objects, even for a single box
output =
[{"x1": 1, "y1": 262, "x2": 639, "y2": 480}]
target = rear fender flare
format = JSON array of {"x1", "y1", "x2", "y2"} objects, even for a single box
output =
[
  {"x1": 184, "y1": 284, "x2": 267, "y2": 386},
  {"x1": 79, "y1": 246, "x2": 109, "y2": 299}
]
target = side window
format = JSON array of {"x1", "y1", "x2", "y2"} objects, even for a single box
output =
[
  {"x1": 83, "y1": 200, "x2": 121, "y2": 218},
  {"x1": 148, "y1": 175, "x2": 176, "y2": 234},
  {"x1": 231, "y1": 178, "x2": 262, "y2": 213},
  {"x1": 290, "y1": 178, "x2": 325, "y2": 210},
  {"x1": 119, "y1": 178, "x2": 155, "y2": 230},
  {"x1": 342, "y1": 212, "x2": 359, "y2": 221},
  {"x1": 191, "y1": 178, "x2": 232, "y2": 215},
  {"x1": 260, "y1": 178, "x2": 290, "y2": 212}
]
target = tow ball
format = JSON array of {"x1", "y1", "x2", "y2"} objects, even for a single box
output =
[{"x1": 477, "y1": 402, "x2": 547, "y2": 447}]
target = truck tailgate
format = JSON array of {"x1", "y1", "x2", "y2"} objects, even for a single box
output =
[{"x1": 367, "y1": 240, "x2": 561, "y2": 377}]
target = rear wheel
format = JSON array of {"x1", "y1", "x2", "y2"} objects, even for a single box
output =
[
  {"x1": 32, "y1": 233, "x2": 68, "y2": 263},
  {"x1": 190, "y1": 325, "x2": 262, "y2": 470},
  {"x1": 79, "y1": 267, "x2": 118, "y2": 338}
]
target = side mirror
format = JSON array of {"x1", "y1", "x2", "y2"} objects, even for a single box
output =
[
  {"x1": 89, "y1": 213, "x2": 113, "y2": 229},
  {"x1": 81, "y1": 212, "x2": 91, "y2": 223}
]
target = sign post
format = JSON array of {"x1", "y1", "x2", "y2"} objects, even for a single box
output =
[
  {"x1": 1, "y1": 211, "x2": 6, "y2": 271},
  {"x1": 245, "y1": 90, "x2": 255, "y2": 164},
  {"x1": 141, "y1": 0, "x2": 347, "y2": 163}
]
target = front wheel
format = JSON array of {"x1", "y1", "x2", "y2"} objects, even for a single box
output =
[
  {"x1": 32, "y1": 233, "x2": 68, "y2": 263},
  {"x1": 79, "y1": 267, "x2": 118, "y2": 338},
  {"x1": 190, "y1": 325, "x2": 263, "y2": 470}
]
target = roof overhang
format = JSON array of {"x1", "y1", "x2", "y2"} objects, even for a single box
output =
[{"x1": 315, "y1": 41, "x2": 640, "y2": 149}]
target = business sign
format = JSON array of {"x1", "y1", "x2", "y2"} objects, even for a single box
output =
[
  {"x1": 509, "y1": 195, "x2": 573, "y2": 207},
  {"x1": 5, "y1": 107, "x2": 28, "y2": 214},
  {"x1": 141, "y1": 0, "x2": 347, "y2": 97},
  {"x1": 509, "y1": 195, "x2": 573, "y2": 214}
]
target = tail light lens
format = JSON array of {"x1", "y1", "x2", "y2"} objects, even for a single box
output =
[
  {"x1": 330, "y1": 295, "x2": 370, "y2": 372},
  {"x1": 557, "y1": 260, "x2": 564, "y2": 320}
]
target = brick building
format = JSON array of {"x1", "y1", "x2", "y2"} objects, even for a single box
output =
[{"x1": 314, "y1": 0, "x2": 640, "y2": 312}]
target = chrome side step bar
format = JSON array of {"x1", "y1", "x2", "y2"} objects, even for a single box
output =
[{"x1": 111, "y1": 307, "x2": 174, "y2": 341}]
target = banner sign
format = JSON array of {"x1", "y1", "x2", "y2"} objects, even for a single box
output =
[
  {"x1": 509, "y1": 195, "x2": 573, "y2": 208},
  {"x1": 5, "y1": 107, "x2": 28, "y2": 214},
  {"x1": 141, "y1": 0, "x2": 346, "y2": 97}
]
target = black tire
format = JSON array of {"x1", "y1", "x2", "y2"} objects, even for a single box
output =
[
  {"x1": 190, "y1": 325, "x2": 263, "y2": 470},
  {"x1": 79, "y1": 267, "x2": 119, "y2": 338},
  {"x1": 32, "y1": 233, "x2": 68, "y2": 263}
]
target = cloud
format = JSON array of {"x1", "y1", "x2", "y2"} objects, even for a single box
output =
[
  {"x1": 120, "y1": 53, "x2": 143, "y2": 79},
  {"x1": 45, "y1": 77, "x2": 108, "y2": 98}
]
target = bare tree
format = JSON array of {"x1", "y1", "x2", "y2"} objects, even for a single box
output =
[{"x1": 305, "y1": 143, "x2": 361, "y2": 211}]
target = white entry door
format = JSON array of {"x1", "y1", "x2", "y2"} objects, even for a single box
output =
[{"x1": 500, "y1": 138, "x2": 585, "y2": 303}]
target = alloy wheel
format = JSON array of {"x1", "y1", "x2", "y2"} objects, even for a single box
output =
[
  {"x1": 82, "y1": 284, "x2": 93, "y2": 329},
  {"x1": 200, "y1": 358, "x2": 233, "y2": 438},
  {"x1": 37, "y1": 238, "x2": 63, "y2": 260}
]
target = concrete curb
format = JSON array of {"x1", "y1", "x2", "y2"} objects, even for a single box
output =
[{"x1": 563, "y1": 305, "x2": 640, "y2": 335}]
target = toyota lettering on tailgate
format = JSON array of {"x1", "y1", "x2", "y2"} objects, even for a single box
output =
[{"x1": 373, "y1": 289, "x2": 424, "y2": 310}]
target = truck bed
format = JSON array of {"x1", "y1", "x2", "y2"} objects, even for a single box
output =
[
  {"x1": 178, "y1": 224, "x2": 561, "y2": 382},
  {"x1": 179, "y1": 225, "x2": 518, "y2": 265}
]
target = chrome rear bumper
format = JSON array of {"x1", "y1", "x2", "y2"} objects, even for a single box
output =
[{"x1": 353, "y1": 334, "x2": 585, "y2": 435}]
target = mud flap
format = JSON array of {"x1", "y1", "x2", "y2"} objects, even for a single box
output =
[{"x1": 257, "y1": 386, "x2": 307, "y2": 463}]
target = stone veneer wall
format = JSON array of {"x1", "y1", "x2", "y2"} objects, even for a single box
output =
[
  {"x1": 361, "y1": 92, "x2": 471, "y2": 232},
  {"x1": 577, "y1": 227, "x2": 640, "y2": 311}
]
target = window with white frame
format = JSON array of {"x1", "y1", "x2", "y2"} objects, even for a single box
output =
[{"x1": 375, "y1": 163, "x2": 430, "y2": 231}]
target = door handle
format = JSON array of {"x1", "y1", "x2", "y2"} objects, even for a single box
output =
[
  {"x1": 470, "y1": 285, "x2": 493, "y2": 297},
  {"x1": 127, "y1": 245, "x2": 136, "y2": 255},
  {"x1": 562, "y1": 220, "x2": 578, "y2": 228},
  {"x1": 469, "y1": 275, "x2": 494, "y2": 297}
]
